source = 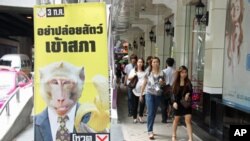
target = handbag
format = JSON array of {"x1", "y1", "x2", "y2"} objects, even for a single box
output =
[
  {"x1": 180, "y1": 83, "x2": 192, "y2": 108},
  {"x1": 128, "y1": 75, "x2": 138, "y2": 89},
  {"x1": 180, "y1": 96, "x2": 191, "y2": 108}
]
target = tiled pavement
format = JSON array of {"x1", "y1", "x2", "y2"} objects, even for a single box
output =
[{"x1": 112, "y1": 84, "x2": 202, "y2": 141}]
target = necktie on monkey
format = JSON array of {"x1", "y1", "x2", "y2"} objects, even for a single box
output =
[{"x1": 56, "y1": 115, "x2": 70, "y2": 141}]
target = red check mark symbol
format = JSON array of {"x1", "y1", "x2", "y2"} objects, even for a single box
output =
[{"x1": 97, "y1": 135, "x2": 108, "y2": 141}]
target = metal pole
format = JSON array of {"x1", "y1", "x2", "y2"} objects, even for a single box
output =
[
  {"x1": 16, "y1": 89, "x2": 20, "y2": 103},
  {"x1": 6, "y1": 104, "x2": 10, "y2": 116}
]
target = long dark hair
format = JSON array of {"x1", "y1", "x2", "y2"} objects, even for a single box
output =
[
  {"x1": 135, "y1": 58, "x2": 145, "y2": 72},
  {"x1": 226, "y1": 0, "x2": 244, "y2": 64},
  {"x1": 148, "y1": 56, "x2": 160, "y2": 73},
  {"x1": 146, "y1": 56, "x2": 153, "y2": 67},
  {"x1": 172, "y1": 65, "x2": 191, "y2": 95}
]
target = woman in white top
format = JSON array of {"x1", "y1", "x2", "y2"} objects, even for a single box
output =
[{"x1": 128, "y1": 58, "x2": 146, "y2": 123}]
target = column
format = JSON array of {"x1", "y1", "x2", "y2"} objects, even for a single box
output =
[
  {"x1": 174, "y1": 0, "x2": 194, "y2": 68},
  {"x1": 139, "y1": 10, "x2": 172, "y2": 68},
  {"x1": 132, "y1": 24, "x2": 153, "y2": 59},
  {"x1": 203, "y1": 0, "x2": 227, "y2": 94},
  {"x1": 121, "y1": 27, "x2": 143, "y2": 56},
  {"x1": 156, "y1": 20, "x2": 169, "y2": 69},
  {"x1": 174, "y1": 0, "x2": 186, "y2": 67},
  {"x1": 145, "y1": 25, "x2": 153, "y2": 58}
]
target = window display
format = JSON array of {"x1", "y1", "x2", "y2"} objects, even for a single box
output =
[{"x1": 191, "y1": 25, "x2": 206, "y2": 112}]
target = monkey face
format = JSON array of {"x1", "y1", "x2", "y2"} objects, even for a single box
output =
[
  {"x1": 48, "y1": 77, "x2": 77, "y2": 116},
  {"x1": 39, "y1": 61, "x2": 85, "y2": 116}
]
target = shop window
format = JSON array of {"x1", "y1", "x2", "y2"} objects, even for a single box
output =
[{"x1": 191, "y1": 26, "x2": 206, "y2": 112}]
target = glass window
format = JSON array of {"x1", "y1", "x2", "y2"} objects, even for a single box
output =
[
  {"x1": 191, "y1": 26, "x2": 206, "y2": 112},
  {"x1": 18, "y1": 73, "x2": 28, "y2": 83},
  {"x1": 21, "y1": 60, "x2": 26, "y2": 67},
  {"x1": 0, "y1": 71, "x2": 15, "y2": 87}
]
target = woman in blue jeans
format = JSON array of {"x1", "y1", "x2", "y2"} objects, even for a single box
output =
[{"x1": 141, "y1": 57, "x2": 165, "y2": 140}]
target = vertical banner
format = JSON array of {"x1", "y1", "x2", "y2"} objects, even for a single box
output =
[
  {"x1": 34, "y1": 3, "x2": 110, "y2": 141},
  {"x1": 223, "y1": 0, "x2": 250, "y2": 112}
]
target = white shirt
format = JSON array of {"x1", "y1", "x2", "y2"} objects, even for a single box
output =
[
  {"x1": 128, "y1": 69, "x2": 146, "y2": 96},
  {"x1": 162, "y1": 67, "x2": 176, "y2": 86},
  {"x1": 48, "y1": 104, "x2": 77, "y2": 141},
  {"x1": 124, "y1": 63, "x2": 134, "y2": 85}
]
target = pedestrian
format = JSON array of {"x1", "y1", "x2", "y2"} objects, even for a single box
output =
[
  {"x1": 161, "y1": 58, "x2": 176, "y2": 123},
  {"x1": 128, "y1": 58, "x2": 146, "y2": 123},
  {"x1": 115, "y1": 63, "x2": 122, "y2": 87},
  {"x1": 124, "y1": 54, "x2": 138, "y2": 117},
  {"x1": 141, "y1": 57, "x2": 165, "y2": 140},
  {"x1": 121, "y1": 62, "x2": 126, "y2": 84},
  {"x1": 145, "y1": 56, "x2": 152, "y2": 72},
  {"x1": 172, "y1": 66, "x2": 193, "y2": 141}
]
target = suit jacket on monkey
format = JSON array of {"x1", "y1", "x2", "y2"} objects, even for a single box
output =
[{"x1": 34, "y1": 103, "x2": 91, "y2": 141}]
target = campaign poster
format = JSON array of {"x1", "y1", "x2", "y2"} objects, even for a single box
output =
[
  {"x1": 223, "y1": 0, "x2": 250, "y2": 112},
  {"x1": 34, "y1": 3, "x2": 110, "y2": 141}
]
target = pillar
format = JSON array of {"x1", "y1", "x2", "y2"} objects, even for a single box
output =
[
  {"x1": 174, "y1": 0, "x2": 194, "y2": 68},
  {"x1": 203, "y1": 0, "x2": 227, "y2": 94}
]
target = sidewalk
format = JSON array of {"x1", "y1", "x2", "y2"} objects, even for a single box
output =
[
  {"x1": 113, "y1": 84, "x2": 202, "y2": 141},
  {"x1": 13, "y1": 123, "x2": 34, "y2": 141}
]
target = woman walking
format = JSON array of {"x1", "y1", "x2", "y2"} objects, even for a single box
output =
[
  {"x1": 128, "y1": 58, "x2": 146, "y2": 123},
  {"x1": 141, "y1": 57, "x2": 165, "y2": 140},
  {"x1": 145, "y1": 56, "x2": 152, "y2": 72},
  {"x1": 172, "y1": 66, "x2": 193, "y2": 141}
]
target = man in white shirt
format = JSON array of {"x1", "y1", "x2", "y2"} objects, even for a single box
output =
[
  {"x1": 124, "y1": 54, "x2": 137, "y2": 117},
  {"x1": 163, "y1": 58, "x2": 176, "y2": 86},
  {"x1": 161, "y1": 58, "x2": 176, "y2": 123}
]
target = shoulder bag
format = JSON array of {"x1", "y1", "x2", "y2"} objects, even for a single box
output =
[
  {"x1": 128, "y1": 75, "x2": 138, "y2": 89},
  {"x1": 180, "y1": 83, "x2": 192, "y2": 108}
]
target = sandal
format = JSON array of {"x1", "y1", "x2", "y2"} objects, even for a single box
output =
[
  {"x1": 138, "y1": 117, "x2": 144, "y2": 123},
  {"x1": 172, "y1": 135, "x2": 176, "y2": 141},
  {"x1": 133, "y1": 119, "x2": 137, "y2": 123},
  {"x1": 149, "y1": 133, "x2": 154, "y2": 140}
]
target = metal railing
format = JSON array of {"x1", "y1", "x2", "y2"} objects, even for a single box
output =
[{"x1": 0, "y1": 88, "x2": 20, "y2": 116}]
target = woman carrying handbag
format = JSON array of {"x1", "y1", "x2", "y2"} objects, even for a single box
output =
[
  {"x1": 128, "y1": 58, "x2": 146, "y2": 123},
  {"x1": 172, "y1": 66, "x2": 193, "y2": 141}
]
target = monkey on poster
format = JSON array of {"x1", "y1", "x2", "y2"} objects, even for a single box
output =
[{"x1": 34, "y1": 61, "x2": 109, "y2": 141}]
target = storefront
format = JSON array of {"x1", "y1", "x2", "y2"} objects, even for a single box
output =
[
  {"x1": 181, "y1": 0, "x2": 250, "y2": 140},
  {"x1": 177, "y1": 0, "x2": 207, "y2": 130}
]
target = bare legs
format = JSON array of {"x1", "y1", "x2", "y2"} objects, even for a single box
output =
[
  {"x1": 172, "y1": 114, "x2": 193, "y2": 141},
  {"x1": 172, "y1": 116, "x2": 180, "y2": 141},
  {"x1": 185, "y1": 114, "x2": 193, "y2": 141}
]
